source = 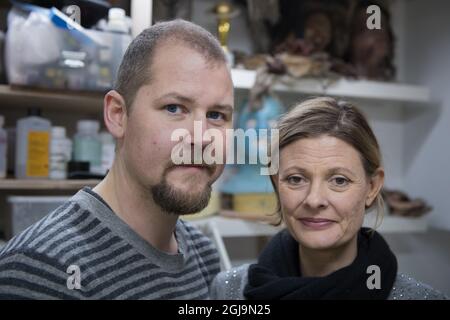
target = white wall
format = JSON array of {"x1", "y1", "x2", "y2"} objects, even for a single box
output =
[{"x1": 401, "y1": 0, "x2": 450, "y2": 230}]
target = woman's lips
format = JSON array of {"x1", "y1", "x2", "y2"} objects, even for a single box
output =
[{"x1": 298, "y1": 217, "x2": 336, "y2": 229}]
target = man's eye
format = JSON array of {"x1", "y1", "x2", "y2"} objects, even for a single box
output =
[
  {"x1": 287, "y1": 176, "x2": 305, "y2": 185},
  {"x1": 331, "y1": 176, "x2": 350, "y2": 187},
  {"x1": 207, "y1": 111, "x2": 225, "y2": 120},
  {"x1": 165, "y1": 104, "x2": 182, "y2": 114}
]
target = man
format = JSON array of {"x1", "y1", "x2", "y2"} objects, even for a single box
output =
[{"x1": 0, "y1": 19, "x2": 234, "y2": 299}]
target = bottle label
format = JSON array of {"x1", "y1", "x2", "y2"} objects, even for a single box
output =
[{"x1": 26, "y1": 131, "x2": 50, "y2": 177}]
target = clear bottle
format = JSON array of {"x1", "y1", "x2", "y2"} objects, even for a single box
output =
[
  {"x1": 102, "y1": 8, "x2": 130, "y2": 89},
  {"x1": 73, "y1": 120, "x2": 102, "y2": 174},
  {"x1": 100, "y1": 131, "x2": 115, "y2": 175},
  {"x1": 15, "y1": 108, "x2": 51, "y2": 179},
  {"x1": 50, "y1": 126, "x2": 72, "y2": 180},
  {"x1": 106, "y1": 8, "x2": 129, "y2": 34},
  {"x1": 0, "y1": 115, "x2": 7, "y2": 178}
]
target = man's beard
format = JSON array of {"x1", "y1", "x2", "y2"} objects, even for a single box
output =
[{"x1": 150, "y1": 166, "x2": 214, "y2": 215}]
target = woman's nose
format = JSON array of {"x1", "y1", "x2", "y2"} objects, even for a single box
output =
[{"x1": 304, "y1": 182, "x2": 329, "y2": 210}]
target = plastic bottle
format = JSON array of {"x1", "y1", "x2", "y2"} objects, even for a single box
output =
[
  {"x1": 73, "y1": 120, "x2": 102, "y2": 174},
  {"x1": 105, "y1": 8, "x2": 130, "y2": 89},
  {"x1": 15, "y1": 108, "x2": 51, "y2": 179},
  {"x1": 100, "y1": 131, "x2": 115, "y2": 175},
  {"x1": 50, "y1": 126, "x2": 72, "y2": 180},
  {"x1": 0, "y1": 115, "x2": 7, "y2": 178},
  {"x1": 106, "y1": 8, "x2": 129, "y2": 34}
]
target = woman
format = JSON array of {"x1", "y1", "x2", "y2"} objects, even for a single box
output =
[{"x1": 211, "y1": 97, "x2": 447, "y2": 300}]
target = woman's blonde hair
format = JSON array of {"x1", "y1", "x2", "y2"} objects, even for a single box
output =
[{"x1": 270, "y1": 97, "x2": 384, "y2": 229}]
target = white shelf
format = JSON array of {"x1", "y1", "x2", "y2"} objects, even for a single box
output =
[
  {"x1": 190, "y1": 214, "x2": 429, "y2": 238},
  {"x1": 0, "y1": 179, "x2": 100, "y2": 190},
  {"x1": 0, "y1": 85, "x2": 103, "y2": 112},
  {"x1": 363, "y1": 214, "x2": 429, "y2": 233},
  {"x1": 231, "y1": 69, "x2": 430, "y2": 104},
  {"x1": 189, "y1": 216, "x2": 282, "y2": 238}
]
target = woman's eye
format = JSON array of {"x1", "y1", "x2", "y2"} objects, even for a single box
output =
[
  {"x1": 165, "y1": 104, "x2": 183, "y2": 114},
  {"x1": 287, "y1": 176, "x2": 305, "y2": 185},
  {"x1": 207, "y1": 111, "x2": 225, "y2": 121},
  {"x1": 331, "y1": 176, "x2": 350, "y2": 187}
]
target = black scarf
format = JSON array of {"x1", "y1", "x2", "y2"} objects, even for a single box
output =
[{"x1": 244, "y1": 228, "x2": 397, "y2": 300}]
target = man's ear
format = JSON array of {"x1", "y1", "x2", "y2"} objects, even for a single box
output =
[
  {"x1": 104, "y1": 90, "x2": 127, "y2": 139},
  {"x1": 366, "y1": 167, "x2": 385, "y2": 207}
]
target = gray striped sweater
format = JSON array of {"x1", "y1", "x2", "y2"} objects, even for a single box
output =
[{"x1": 0, "y1": 188, "x2": 220, "y2": 299}]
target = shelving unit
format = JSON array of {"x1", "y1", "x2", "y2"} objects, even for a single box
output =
[
  {"x1": 0, "y1": 74, "x2": 431, "y2": 234},
  {"x1": 0, "y1": 179, "x2": 100, "y2": 191},
  {"x1": 231, "y1": 69, "x2": 431, "y2": 104},
  {"x1": 189, "y1": 213, "x2": 429, "y2": 238},
  {"x1": 0, "y1": 85, "x2": 103, "y2": 112},
  {"x1": 0, "y1": 69, "x2": 431, "y2": 114},
  {"x1": 0, "y1": 85, "x2": 103, "y2": 202},
  {"x1": 189, "y1": 215, "x2": 282, "y2": 238},
  {"x1": 363, "y1": 213, "x2": 429, "y2": 233},
  {"x1": 0, "y1": 41, "x2": 432, "y2": 237}
]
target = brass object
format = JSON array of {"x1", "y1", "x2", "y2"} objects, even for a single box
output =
[{"x1": 210, "y1": 1, "x2": 240, "y2": 53}]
